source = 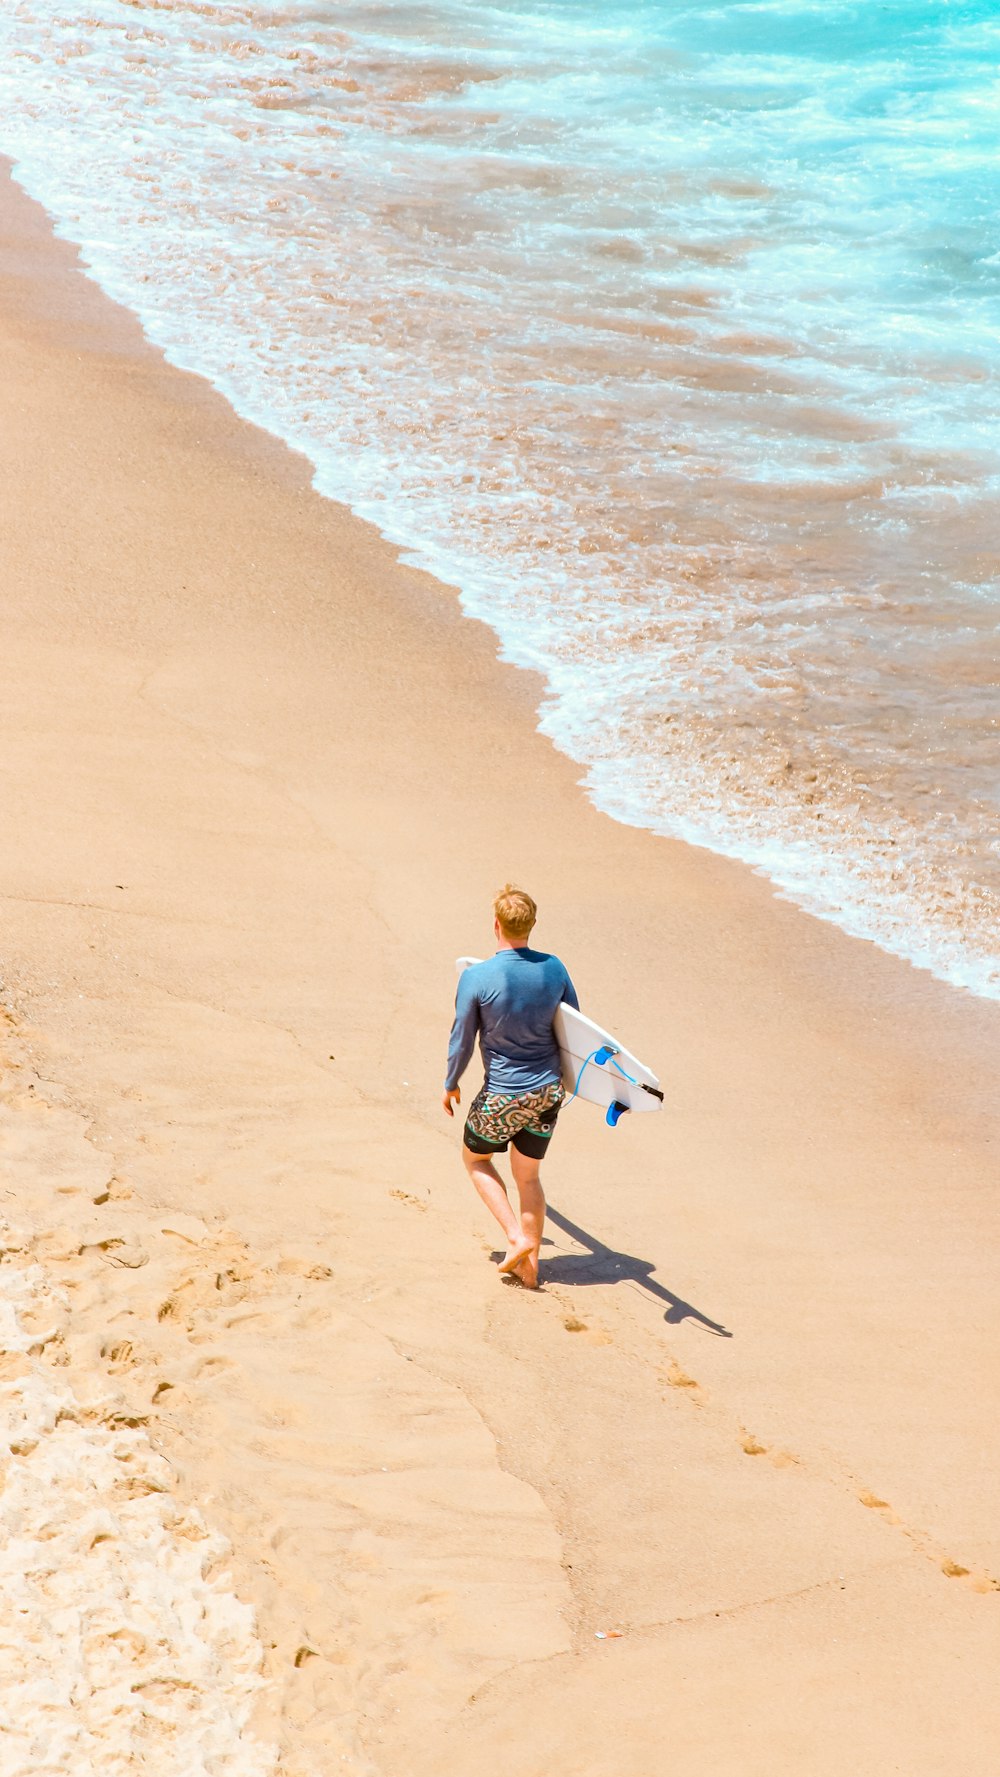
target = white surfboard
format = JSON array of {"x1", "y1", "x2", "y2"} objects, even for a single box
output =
[{"x1": 456, "y1": 957, "x2": 662, "y2": 1125}]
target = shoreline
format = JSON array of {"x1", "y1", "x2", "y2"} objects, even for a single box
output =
[
  {"x1": 3, "y1": 148, "x2": 996, "y2": 1010},
  {"x1": 2, "y1": 161, "x2": 999, "y2": 1774}
]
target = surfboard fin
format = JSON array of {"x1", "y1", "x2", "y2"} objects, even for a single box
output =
[{"x1": 606, "y1": 1099, "x2": 630, "y2": 1128}]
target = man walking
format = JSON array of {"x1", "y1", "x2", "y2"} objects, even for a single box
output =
[{"x1": 443, "y1": 885, "x2": 579, "y2": 1289}]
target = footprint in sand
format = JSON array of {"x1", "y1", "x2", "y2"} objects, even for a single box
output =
[
  {"x1": 190, "y1": 1354, "x2": 236, "y2": 1381},
  {"x1": 160, "y1": 1214, "x2": 211, "y2": 1248},
  {"x1": 663, "y1": 1358, "x2": 703, "y2": 1403},
  {"x1": 857, "y1": 1489, "x2": 901, "y2": 1523},
  {"x1": 557, "y1": 1310, "x2": 612, "y2": 1346},
  {"x1": 275, "y1": 1249, "x2": 332, "y2": 1281},
  {"x1": 740, "y1": 1430, "x2": 800, "y2": 1467},
  {"x1": 965, "y1": 1571, "x2": 1000, "y2": 1593},
  {"x1": 104, "y1": 1340, "x2": 139, "y2": 1372},
  {"x1": 90, "y1": 1174, "x2": 132, "y2": 1205},
  {"x1": 94, "y1": 1239, "x2": 149, "y2": 1271},
  {"x1": 389, "y1": 1189, "x2": 427, "y2": 1213}
]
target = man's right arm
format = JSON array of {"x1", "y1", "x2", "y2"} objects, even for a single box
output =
[
  {"x1": 561, "y1": 964, "x2": 580, "y2": 1012},
  {"x1": 444, "y1": 971, "x2": 479, "y2": 1094}
]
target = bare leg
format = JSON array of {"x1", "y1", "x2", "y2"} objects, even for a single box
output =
[
  {"x1": 462, "y1": 1144, "x2": 523, "y2": 1252},
  {"x1": 510, "y1": 1147, "x2": 546, "y2": 1289}
]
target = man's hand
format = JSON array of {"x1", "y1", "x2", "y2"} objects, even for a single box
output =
[{"x1": 442, "y1": 1086, "x2": 461, "y2": 1118}]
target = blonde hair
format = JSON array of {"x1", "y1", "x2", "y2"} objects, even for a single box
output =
[{"x1": 493, "y1": 883, "x2": 537, "y2": 942}]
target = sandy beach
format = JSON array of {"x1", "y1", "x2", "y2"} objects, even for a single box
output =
[{"x1": 1, "y1": 160, "x2": 999, "y2": 1773}]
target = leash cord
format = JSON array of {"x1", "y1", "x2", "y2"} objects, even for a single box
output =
[{"x1": 571, "y1": 1045, "x2": 638, "y2": 1099}]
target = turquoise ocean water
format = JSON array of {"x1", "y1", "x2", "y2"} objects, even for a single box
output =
[{"x1": 2, "y1": 0, "x2": 998, "y2": 993}]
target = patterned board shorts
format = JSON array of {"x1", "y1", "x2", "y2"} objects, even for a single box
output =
[{"x1": 464, "y1": 1079, "x2": 566, "y2": 1161}]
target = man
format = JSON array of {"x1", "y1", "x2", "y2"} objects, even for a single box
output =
[{"x1": 443, "y1": 884, "x2": 579, "y2": 1289}]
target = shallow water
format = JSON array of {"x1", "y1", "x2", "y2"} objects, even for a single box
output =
[{"x1": 2, "y1": 0, "x2": 998, "y2": 993}]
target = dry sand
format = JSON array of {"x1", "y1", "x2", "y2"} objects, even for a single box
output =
[{"x1": 1, "y1": 162, "x2": 998, "y2": 1774}]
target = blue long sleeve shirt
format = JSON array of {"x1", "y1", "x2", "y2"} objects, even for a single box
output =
[{"x1": 445, "y1": 948, "x2": 580, "y2": 1095}]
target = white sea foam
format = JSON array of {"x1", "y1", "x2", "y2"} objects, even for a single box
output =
[
  {"x1": 0, "y1": 1243, "x2": 274, "y2": 1777},
  {"x1": 0, "y1": 0, "x2": 997, "y2": 999}
]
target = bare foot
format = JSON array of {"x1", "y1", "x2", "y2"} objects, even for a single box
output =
[
  {"x1": 515, "y1": 1250, "x2": 539, "y2": 1290},
  {"x1": 498, "y1": 1235, "x2": 534, "y2": 1277}
]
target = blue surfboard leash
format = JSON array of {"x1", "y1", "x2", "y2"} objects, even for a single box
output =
[{"x1": 570, "y1": 1045, "x2": 663, "y2": 1128}]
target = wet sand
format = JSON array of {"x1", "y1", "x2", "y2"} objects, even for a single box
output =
[{"x1": 1, "y1": 162, "x2": 998, "y2": 1774}]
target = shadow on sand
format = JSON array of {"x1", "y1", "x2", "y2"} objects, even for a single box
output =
[{"x1": 539, "y1": 1203, "x2": 732, "y2": 1337}]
